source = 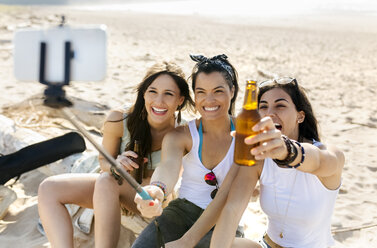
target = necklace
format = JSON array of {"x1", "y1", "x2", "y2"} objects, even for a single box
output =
[{"x1": 272, "y1": 166, "x2": 298, "y2": 239}]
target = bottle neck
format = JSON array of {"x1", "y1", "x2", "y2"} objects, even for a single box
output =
[
  {"x1": 134, "y1": 140, "x2": 140, "y2": 154},
  {"x1": 243, "y1": 80, "x2": 258, "y2": 110}
]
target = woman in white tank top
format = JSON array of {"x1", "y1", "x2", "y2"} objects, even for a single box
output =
[
  {"x1": 132, "y1": 54, "x2": 242, "y2": 248},
  {"x1": 167, "y1": 78, "x2": 345, "y2": 248}
]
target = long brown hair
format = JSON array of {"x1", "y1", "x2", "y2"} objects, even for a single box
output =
[
  {"x1": 125, "y1": 61, "x2": 194, "y2": 159},
  {"x1": 258, "y1": 80, "x2": 320, "y2": 142}
]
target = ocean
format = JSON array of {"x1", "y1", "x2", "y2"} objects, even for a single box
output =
[
  {"x1": 68, "y1": 0, "x2": 377, "y2": 17},
  {"x1": 1, "y1": 0, "x2": 377, "y2": 17}
]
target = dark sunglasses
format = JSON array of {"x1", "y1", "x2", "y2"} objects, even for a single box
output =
[
  {"x1": 258, "y1": 77, "x2": 297, "y2": 88},
  {"x1": 204, "y1": 171, "x2": 218, "y2": 199}
]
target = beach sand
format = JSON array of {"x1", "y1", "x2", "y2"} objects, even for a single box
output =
[{"x1": 0, "y1": 4, "x2": 377, "y2": 247}]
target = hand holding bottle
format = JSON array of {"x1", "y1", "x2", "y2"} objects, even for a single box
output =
[
  {"x1": 116, "y1": 151, "x2": 148, "y2": 171},
  {"x1": 116, "y1": 151, "x2": 145, "y2": 171},
  {"x1": 245, "y1": 116, "x2": 288, "y2": 161}
]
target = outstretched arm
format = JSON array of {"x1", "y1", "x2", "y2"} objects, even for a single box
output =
[
  {"x1": 247, "y1": 116, "x2": 345, "y2": 189},
  {"x1": 210, "y1": 165, "x2": 260, "y2": 248},
  {"x1": 289, "y1": 143, "x2": 344, "y2": 190},
  {"x1": 294, "y1": 143, "x2": 344, "y2": 175},
  {"x1": 165, "y1": 163, "x2": 240, "y2": 247},
  {"x1": 149, "y1": 129, "x2": 187, "y2": 194},
  {"x1": 134, "y1": 128, "x2": 188, "y2": 218}
]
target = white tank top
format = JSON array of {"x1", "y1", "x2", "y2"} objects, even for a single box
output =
[
  {"x1": 178, "y1": 120, "x2": 235, "y2": 209},
  {"x1": 259, "y1": 141, "x2": 339, "y2": 248}
]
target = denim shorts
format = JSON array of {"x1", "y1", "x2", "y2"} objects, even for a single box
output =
[
  {"x1": 131, "y1": 198, "x2": 244, "y2": 248},
  {"x1": 259, "y1": 233, "x2": 285, "y2": 248},
  {"x1": 259, "y1": 239, "x2": 272, "y2": 248}
]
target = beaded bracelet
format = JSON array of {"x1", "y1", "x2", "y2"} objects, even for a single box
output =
[
  {"x1": 150, "y1": 181, "x2": 167, "y2": 200},
  {"x1": 273, "y1": 135, "x2": 298, "y2": 168},
  {"x1": 292, "y1": 141, "x2": 305, "y2": 168}
]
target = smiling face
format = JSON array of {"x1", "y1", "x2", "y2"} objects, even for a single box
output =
[
  {"x1": 258, "y1": 88, "x2": 305, "y2": 140},
  {"x1": 194, "y1": 72, "x2": 234, "y2": 121},
  {"x1": 144, "y1": 74, "x2": 184, "y2": 127}
]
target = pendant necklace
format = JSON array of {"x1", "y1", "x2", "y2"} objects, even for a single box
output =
[{"x1": 273, "y1": 167, "x2": 298, "y2": 239}]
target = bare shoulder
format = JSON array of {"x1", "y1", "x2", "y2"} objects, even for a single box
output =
[
  {"x1": 316, "y1": 142, "x2": 345, "y2": 189},
  {"x1": 318, "y1": 142, "x2": 345, "y2": 188},
  {"x1": 316, "y1": 141, "x2": 344, "y2": 162},
  {"x1": 307, "y1": 139, "x2": 345, "y2": 170},
  {"x1": 174, "y1": 124, "x2": 190, "y2": 134},
  {"x1": 102, "y1": 110, "x2": 125, "y2": 137},
  {"x1": 164, "y1": 125, "x2": 190, "y2": 141},
  {"x1": 106, "y1": 110, "x2": 125, "y2": 122},
  {"x1": 163, "y1": 124, "x2": 192, "y2": 151},
  {"x1": 326, "y1": 143, "x2": 345, "y2": 168}
]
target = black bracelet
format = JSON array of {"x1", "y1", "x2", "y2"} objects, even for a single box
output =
[
  {"x1": 273, "y1": 135, "x2": 298, "y2": 168},
  {"x1": 292, "y1": 141, "x2": 305, "y2": 168},
  {"x1": 110, "y1": 166, "x2": 123, "y2": 185}
]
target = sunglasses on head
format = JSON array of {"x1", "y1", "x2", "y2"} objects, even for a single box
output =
[
  {"x1": 258, "y1": 77, "x2": 297, "y2": 88},
  {"x1": 204, "y1": 171, "x2": 218, "y2": 199}
]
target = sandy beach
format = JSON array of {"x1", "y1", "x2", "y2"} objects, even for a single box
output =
[{"x1": 0, "y1": 2, "x2": 376, "y2": 247}]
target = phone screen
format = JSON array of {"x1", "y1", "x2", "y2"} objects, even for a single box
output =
[{"x1": 14, "y1": 25, "x2": 107, "y2": 82}]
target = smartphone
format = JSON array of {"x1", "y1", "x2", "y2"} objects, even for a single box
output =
[{"x1": 14, "y1": 25, "x2": 107, "y2": 82}]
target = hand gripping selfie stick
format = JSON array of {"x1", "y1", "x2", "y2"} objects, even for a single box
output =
[{"x1": 37, "y1": 22, "x2": 152, "y2": 201}]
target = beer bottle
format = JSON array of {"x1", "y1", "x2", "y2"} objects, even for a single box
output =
[
  {"x1": 128, "y1": 140, "x2": 144, "y2": 184},
  {"x1": 234, "y1": 80, "x2": 261, "y2": 166}
]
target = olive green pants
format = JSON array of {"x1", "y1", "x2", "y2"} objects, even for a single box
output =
[{"x1": 132, "y1": 198, "x2": 244, "y2": 248}]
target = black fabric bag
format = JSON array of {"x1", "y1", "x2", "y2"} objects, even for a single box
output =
[{"x1": 0, "y1": 132, "x2": 86, "y2": 185}]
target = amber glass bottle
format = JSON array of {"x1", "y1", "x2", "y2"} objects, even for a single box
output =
[
  {"x1": 234, "y1": 80, "x2": 261, "y2": 166},
  {"x1": 128, "y1": 140, "x2": 144, "y2": 184}
]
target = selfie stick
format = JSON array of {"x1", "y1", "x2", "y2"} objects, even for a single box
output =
[{"x1": 38, "y1": 36, "x2": 152, "y2": 200}]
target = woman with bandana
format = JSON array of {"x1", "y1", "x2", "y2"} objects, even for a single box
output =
[{"x1": 131, "y1": 54, "x2": 244, "y2": 248}]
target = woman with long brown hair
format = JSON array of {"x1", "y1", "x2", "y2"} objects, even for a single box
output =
[{"x1": 38, "y1": 61, "x2": 194, "y2": 248}]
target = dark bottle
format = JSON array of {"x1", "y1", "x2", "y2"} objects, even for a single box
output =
[
  {"x1": 234, "y1": 80, "x2": 261, "y2": 166},
  {"x1": 127, "y1": 140, "x2": 144, "y2": 184}
]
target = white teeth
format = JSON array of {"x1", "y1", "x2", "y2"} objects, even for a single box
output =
[
  {"x1": 152, "y1": 107, "x2": 167, "y2": 113},
  {"x1": 204, "y1": 106, "x2": 219, "y2": 111}
]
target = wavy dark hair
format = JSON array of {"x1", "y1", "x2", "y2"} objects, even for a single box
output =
[
  {"x1": 190, "y1": 54, "x2": 239, "y2": 115},
  {"x1": 258, "y1": 80, "x2": 320, "y2": 142},
  {"x1": 124, "y1": 61, "x2": 194, "y2": 159}
]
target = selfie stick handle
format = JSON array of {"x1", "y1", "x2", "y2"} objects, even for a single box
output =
[
  {"x1": 60, "y1": 108, "x2": 153, "y2": 200},
  {"x1": 38, "y1": 39, "x2": 152, "y2": 200}
]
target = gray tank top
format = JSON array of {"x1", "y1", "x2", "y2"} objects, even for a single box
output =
[{"x1": 120, "y1": 113, "x2": 161, "y2": 170}]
